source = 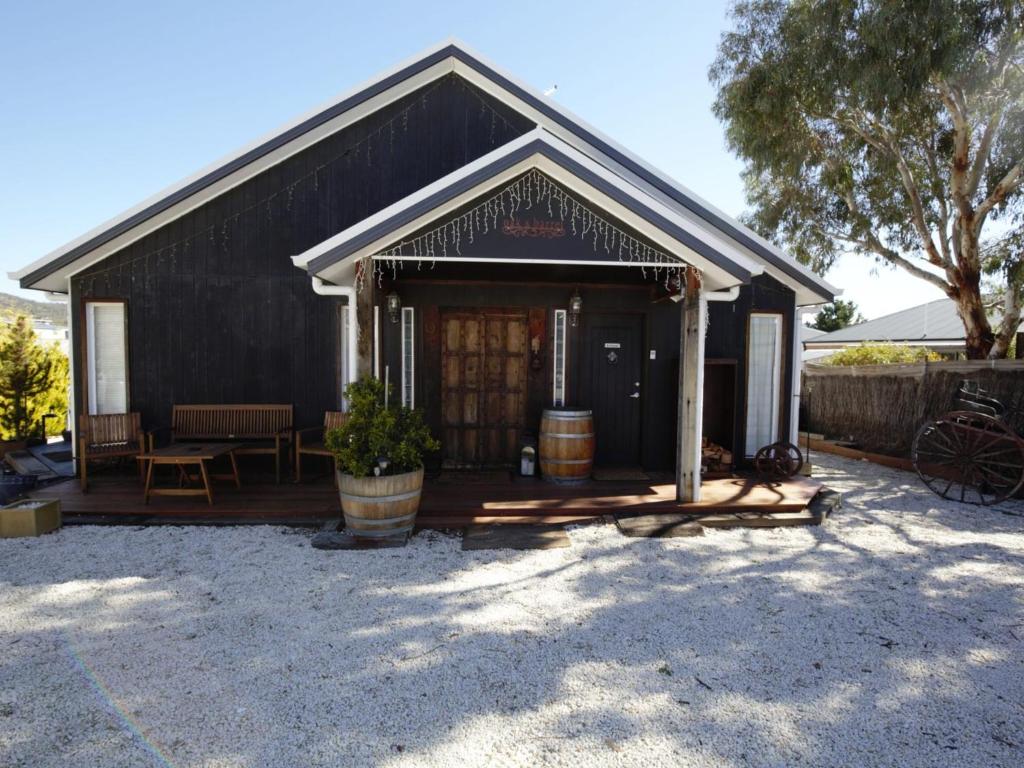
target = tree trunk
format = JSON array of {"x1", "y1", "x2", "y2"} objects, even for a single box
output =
[
  {"x1": 989, "y1": 292, "x2": 1022, "y2": 359},
  {"x1": 953, "y1": 281, "x2": 995, "y2": 359}
]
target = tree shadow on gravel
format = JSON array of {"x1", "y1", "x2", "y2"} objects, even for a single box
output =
[{"x1": 2, "y1": 455, "x2": 1023, "y2": 767}]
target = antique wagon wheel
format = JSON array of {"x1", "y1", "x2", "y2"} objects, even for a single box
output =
[
  {"x1": 754, "y1": 441, "x2": 804, "y2": 479},
  {"x1": 912, "y1": 410, "x2": 1024, "y2": 506}
]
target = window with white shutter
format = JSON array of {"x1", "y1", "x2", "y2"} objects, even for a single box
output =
[
  {"x1": 401, "y1": 307, "x2": 415, "y2": 408},
  {"x1": 339, "y1": 307, "x2": 350, "y2": 410},
  {"x1": 85, "y1": 302, "x2": 128, "y2": 415},
  {"x1": 552, "y1": 309, "x2": 567, "y2": 407},
  {"x1": 744, "y1": 313, "x2": 782, "y2": 456}
]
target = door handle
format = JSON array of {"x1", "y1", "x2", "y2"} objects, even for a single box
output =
[{"x1": 629, "y1": 392, "x2": 640, "y2": 399}]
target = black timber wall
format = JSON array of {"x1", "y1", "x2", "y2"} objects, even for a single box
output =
[
  {"x1": 71, "y1": 75, "x2": 533, "y2": 430},
  {"x1": 705, "y1": 274, "x2": 796, "y2": 460},
  {"x1": 377, "y1": 267, "x2": 796, "y2": 471}
]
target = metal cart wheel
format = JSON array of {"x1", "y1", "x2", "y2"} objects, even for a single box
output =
[
  {"x1": 754, "y1": 441, "x2": 804, "y2": 479},
  {"x1": 912, "y1": 410, "x2": 1024, "y2": 506}
]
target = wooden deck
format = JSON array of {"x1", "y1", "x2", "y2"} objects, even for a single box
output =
[{"x1": 28, "y1": 470, "x2": 824, "y2": 528}]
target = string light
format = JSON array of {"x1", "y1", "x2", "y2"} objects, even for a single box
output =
[
  {"x1": 371, "y1": 168, "x2": 699, "y2": 291},
  {"x1": 80, "y1": 74, "x2": 521, "y2": 292}
]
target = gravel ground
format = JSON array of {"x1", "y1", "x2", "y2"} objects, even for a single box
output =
[{"x1": 1, "y1": 453, "x2": 1022, "y2": 768}]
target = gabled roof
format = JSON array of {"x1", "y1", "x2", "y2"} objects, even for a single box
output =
[
  {"x1": 12, "y1": 39, "x2": 837, "y2": 304},
  {"x1": 806, "y1": 298, "x2": 965, "y2": 347},
  {"x1": 293, "y1": 129, "x2": 761, "y2": 291}
]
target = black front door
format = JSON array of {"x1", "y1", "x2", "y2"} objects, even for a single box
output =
[{"x1": 579, "y1": 313, "x2": 643, "y2": 466}]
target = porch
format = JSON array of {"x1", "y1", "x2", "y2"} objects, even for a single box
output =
[{"x1": 28, "y1": 471, "x2": 825, "y2": 529}]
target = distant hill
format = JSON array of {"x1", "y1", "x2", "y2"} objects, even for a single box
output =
[{"x1": 0, "y1": 292, "x2": 66, "y2": 326}]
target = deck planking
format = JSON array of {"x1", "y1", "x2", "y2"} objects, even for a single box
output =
[{"x1": 28, "y1": 473, "x2": 824, "y2": 528}]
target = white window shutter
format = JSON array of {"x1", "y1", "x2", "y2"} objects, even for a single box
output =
[
  {"x1": 552, "y1": 309, "x2": 567, "y2": 407},
  {"x1": 86, "y1": 302, "x2": 128, "y2": 415},
  {"x1": 744, "y1": 313, "x2": 782, "y2": 456},
  {"x1": 401, "y1": 307, "x2": 415, "y2": 408}
]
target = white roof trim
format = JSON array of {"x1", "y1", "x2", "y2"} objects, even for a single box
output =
[
  {"x1": 13, "y1": 38, "x2": 837, "y2": 304},
  {"x1": 292, "y1": 129, "x2": 763, "y2": 291}
]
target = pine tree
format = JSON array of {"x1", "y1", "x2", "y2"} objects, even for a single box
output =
[{"x1": 0, "y1": 316, "x2": 67, "y2": 440}]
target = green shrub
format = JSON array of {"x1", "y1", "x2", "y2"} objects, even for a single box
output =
[
  {"x1": 821, "y1": 343, "x2": 942, "y2": 366},
  {"x1": 324, "y1": 377, "x2": 439, "y2": 478}
]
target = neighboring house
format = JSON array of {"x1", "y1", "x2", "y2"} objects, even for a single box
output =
[
  {"x1": 10, "y1": 40, "x2": 836, "y2": 499},
  {"x1": 31, "y1": 319, "x2": 69, "y2": 355},
  {"x1": 800, "y1": 324, "x2": 831, "y2": 364},
  {"x1": 803, "y1": 298, "x2": 1021, "y2": 359},
  {"x1": 0, "y1": 316, "x2": 69, "y2": 355}
]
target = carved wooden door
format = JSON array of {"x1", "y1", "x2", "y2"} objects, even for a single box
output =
[{"x1": 441, "y1": 310, "x2": 528, "y2": 467}]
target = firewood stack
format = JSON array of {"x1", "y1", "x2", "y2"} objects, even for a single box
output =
[{"x1": 701, "y1": 437, "x2": 733, "y2": 475}]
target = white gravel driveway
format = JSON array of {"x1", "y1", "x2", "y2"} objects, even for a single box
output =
[{"x1": 2, "y1": 453, "x2": 1022, "y2": 767}]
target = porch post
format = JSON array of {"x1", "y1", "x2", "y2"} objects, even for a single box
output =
[
  {"x1": 356, "y1": 270, "x2": 374, "y2": 379},
  {"x1": 676, "y1": 271, "x2": 706, "y2": 503}
]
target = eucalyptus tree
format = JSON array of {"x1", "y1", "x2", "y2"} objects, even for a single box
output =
[{"x1": 711, "y1": 0, "x2": 1023, "y2": 358}]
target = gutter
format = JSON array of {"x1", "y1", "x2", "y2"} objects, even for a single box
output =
[{"x1": 671, "y1": 285, "x2": 740, "y2": 303}]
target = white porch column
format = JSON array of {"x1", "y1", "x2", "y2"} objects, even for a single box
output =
[{"x1": 676, "y1": 272, "x2": 706, "y2": 503}]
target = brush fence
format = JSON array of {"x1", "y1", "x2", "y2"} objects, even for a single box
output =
[{"x1": 802, "y1": 360, "x2": 1024, "y2": 456}]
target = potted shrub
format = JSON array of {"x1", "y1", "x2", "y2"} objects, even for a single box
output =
[{"x1": 325, "y1": 377, "x2": 439, "y2": 539}]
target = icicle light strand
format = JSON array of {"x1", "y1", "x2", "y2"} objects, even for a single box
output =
[
  {"x1": 371, "y1": 169, "x2": 697, "y2": 289},
  {"x1": 79, "y1": 74, "x2": 520, "y2": 288}
]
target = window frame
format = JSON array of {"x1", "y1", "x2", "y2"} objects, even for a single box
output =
[
  {"x1": 401, "y1": 306, "x2": 415, "y2": 408},
  {"x1": 744, "y1": 311, "x2": 784, "y2": 457},
  {"x1": 83, "y1": 299, "x2": 130, "y2": 416},
  {"x1": 552, "y1": 308, "x2": 568, "y2": 407}
]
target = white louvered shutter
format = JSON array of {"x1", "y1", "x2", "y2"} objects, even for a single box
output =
[
  {"x1": 744, "y1": 313, "x2": 782, "y2": 456},
  {"x1": 87, "y1": 303, "x2": 128, "y2": 414}
]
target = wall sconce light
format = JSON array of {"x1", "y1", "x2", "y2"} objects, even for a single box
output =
[
  {"x1": 386, "y1": 291, "x2": 402, "y2": 323},
  {"x1": 569, "y1": 289, "x2": 583, "y2": 327}
]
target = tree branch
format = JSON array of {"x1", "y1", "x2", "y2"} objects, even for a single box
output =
[
  {"x1": 967, "y1": 107, "x2": 1003, "y2": 199},
  {"x1": 885, "y1": 136, "x2": 947, "y2": 267},
  {"x1": 974, "y1": 161, "x2": 1024, "y2": 230},
  {"x1": 818, "y1": 194, "x2": 952, "y2": 294},
  {"x1": 837, "y1": 108, "x2": 948, "y2": 268},
  {"x1": 923, "y1": 142, "x2": 953, "y2": 264},
  {"x1": 937, "y1": 79, "x2": 975, "y2": 222},
  {"x1": 991, "y1": 281, "x2": 1022, "y2": 359}
]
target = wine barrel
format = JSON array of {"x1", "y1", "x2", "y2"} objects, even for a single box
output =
[
  {"x1": 539, "y1": 409, "x2": 595, "y2": 483},
  {"x1": 337, "y1": 468, "x2": 424, "y2": 539}
]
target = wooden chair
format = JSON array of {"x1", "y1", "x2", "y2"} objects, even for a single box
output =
[
  {"x1": 295, "y1": 411, "x2": 348, "y2": 483},
  {"x1": 78, "y1": 413, "x2": 146, "y2": 492}
]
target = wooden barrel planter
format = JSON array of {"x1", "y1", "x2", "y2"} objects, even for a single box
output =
[
  {"x1": 337, "y1": 468, "x2": 424, "y2": 539},
  {"x1": 539, "y1": 408, "x2": 595, "y2": 484}
]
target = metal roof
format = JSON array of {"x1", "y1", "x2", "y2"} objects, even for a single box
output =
[
  {"x1": 800, "y1": 324, "x2": 827, "y2": 342},
  {"x1": 807, "y1": 299, "x2": 965, "y2": 345}
]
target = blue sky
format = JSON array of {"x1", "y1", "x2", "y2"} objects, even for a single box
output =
[{"x1": 0, "y1": 0, "x2": 943, "y2": 318}]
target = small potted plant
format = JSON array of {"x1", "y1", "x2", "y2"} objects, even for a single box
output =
[{"x1": 325, "y1": 377, "x2": 439, "y2": 539}]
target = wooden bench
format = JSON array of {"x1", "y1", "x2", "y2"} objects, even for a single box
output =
[
  {"x1": 154, "y1": 405, "x2": 294, "y2": 483},
  {"x1": 79, "y1": 413, "x2": 146, "y2": 492},
  {"x1": 295, "y1": 411, "x2": 348, "y2": 483}
]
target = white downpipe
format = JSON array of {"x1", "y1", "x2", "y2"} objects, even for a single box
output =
[
  {"x1": 65, "y1": 277, "x2": 76, "y2": 459},
  {"x1": 672, "y1": 285, "x2": 739, "y2": 303},
  {"x1": 311, "y1": 276, "x2": 358, "y2": 394},
  {"x1": 790, "y1": 298, "x2": 804, "y2": 445}
]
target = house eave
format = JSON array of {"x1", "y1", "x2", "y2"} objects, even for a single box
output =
[
  {"x1": 14, "y1": 38, "x2": 837, "y2": 304},
  {"x1": 294, "y1": 131, "x2": 760, "y2": 291}
]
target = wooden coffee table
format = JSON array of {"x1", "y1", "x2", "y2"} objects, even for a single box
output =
[{"x1": 141, "y1": 443, "x2": 242, "y2": 506}]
